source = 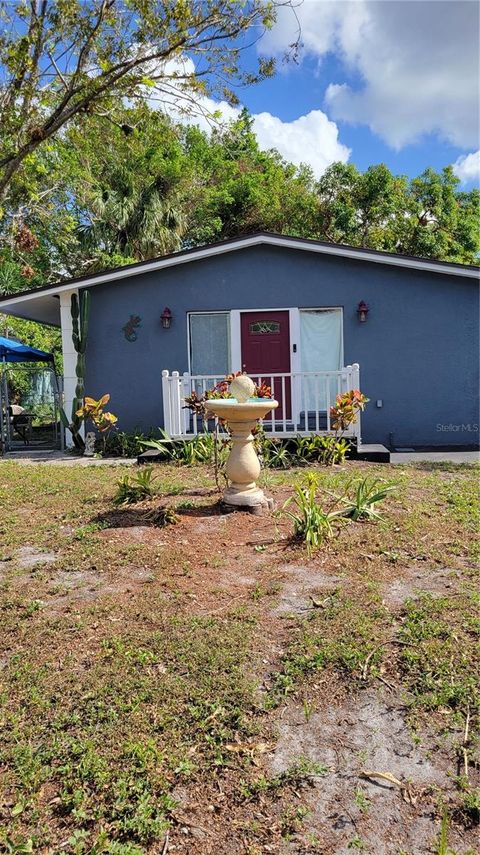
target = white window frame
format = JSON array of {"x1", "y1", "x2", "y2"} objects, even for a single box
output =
[
  {"x1": 187, "y1": 311, "x2": 232, "y2": 376},
  {"x1": 298, "y1": 307, "x2": 344, "y2": 370}
]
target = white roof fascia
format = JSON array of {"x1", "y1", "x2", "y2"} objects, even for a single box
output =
[{"x1": 1, "y1": 234, "x2": 478, "y2": 310}]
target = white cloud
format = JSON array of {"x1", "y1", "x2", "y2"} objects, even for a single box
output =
[
  {"x1": 452, "y1": 150, "x2": 480, "y2": 184},
  {"x1": 252, "y1": 109, "x2": 350, "y2": 174},
  {"x1": 189, "y1": 101, "x2": 350, "y2": 176},
  {"x1": 157, "y1": 59, "x2": 350, "y2": 176},
  {"x1": 262, "y1": 0, "x2": 479, "y2": 150}
]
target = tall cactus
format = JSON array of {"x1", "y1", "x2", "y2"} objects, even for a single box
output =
[{"x1": 60, "y1": 290, "x2": 90, "y2": 450}]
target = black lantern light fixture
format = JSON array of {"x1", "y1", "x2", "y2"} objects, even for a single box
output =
[
  {"x1": 160, "y1": 307, "x2": 172, "y2": 329},
  {"x1": 356, "y1": 300, "x2": 369, "y2": 323}
]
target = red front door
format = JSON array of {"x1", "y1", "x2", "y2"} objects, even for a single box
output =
[{"x1": 241, "y1": 311, "x2": 291, "y2": 420}]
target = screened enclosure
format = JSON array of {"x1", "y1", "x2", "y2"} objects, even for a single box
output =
[{"x1": 0, "y1": 337, "x2": 62, "y2": 453}]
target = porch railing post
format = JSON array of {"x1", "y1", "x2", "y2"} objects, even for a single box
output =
[
  {"x1": 161, "y1": 370, "x2": 173, "y2": 436},
  {"x1": 351, "y1": 362, "x2": 360, "y2": 390},
  {"x1": 343, "y1": 365, "x2": 352, "y2": 394},
  {"x1": 182, "y1": 372, "x2": 191, "y2": 434},
  {"x1": 170, "y1": 371, "x2": 182, "y2": 437},
  {"x1": 351, "y1": 363, "x2": 361, "y2": 445}
]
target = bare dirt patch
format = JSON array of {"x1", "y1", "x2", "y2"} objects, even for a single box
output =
[
  {"x1": 271, "y1": 562, "x2": 343, "y2": 615},
  {"x1": 98, "y1": 523, "x2": 169, "y2": 545},
  {"x1": 1, "y1": 461, "x2": 478, "y2": 853},
  {"x1": 381, "y1": 565, "x2": 465, "y2": 607},
  {"x1": 45, "y1": 565, "x2": 156, "y2": 611},
  {"x1": 268, "y1": 687, "x2": 461, "y2": 854},
  {"x1": 0, "y1": 545, "x2": 58, "y2": 572},
  {"x1": 1, "y1": 556, "x2": 157, "y2": 614}
]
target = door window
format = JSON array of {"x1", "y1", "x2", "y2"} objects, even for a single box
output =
[{"x1": 249, "y1": 320, "x2": 281, "y2": 335}]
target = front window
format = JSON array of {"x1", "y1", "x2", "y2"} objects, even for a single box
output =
[
  {"x1": 300, "y1": 309, "x2": 343, "y2": 409},
  {"x1": 189, "y1": 312, "x2": 230, "y2": 377}
]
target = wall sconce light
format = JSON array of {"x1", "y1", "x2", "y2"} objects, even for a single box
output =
[
  {"x1": 357, "y1": 301, "x2": 369, "y2": 323},
  {"x1": 160, "y1": 307, "x2": 172, "y2": 329}
]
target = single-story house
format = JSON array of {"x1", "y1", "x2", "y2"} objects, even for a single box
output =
[{"x1": 0, "y1": 232, "x2": 478, "y2": 449}]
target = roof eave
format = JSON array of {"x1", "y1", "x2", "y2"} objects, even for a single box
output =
[{"x1": 0, "y1": 232, "x2": 478, "y2": 312}]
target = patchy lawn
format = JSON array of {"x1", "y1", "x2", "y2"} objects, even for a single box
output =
[{"x1": 0, "y1": 460, "x2": 478, "y2": 854}]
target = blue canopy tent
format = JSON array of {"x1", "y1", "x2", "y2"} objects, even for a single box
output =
[
  {"x1": 0, "y1": 337, "x2": 61, "y2": 452},
  {"x1": 0, "y1": 335, "x2": 54, "y2": 363}
]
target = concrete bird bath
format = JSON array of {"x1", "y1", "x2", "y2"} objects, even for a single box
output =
[{"x1": 205, "y1": 375, "x2": 278, "y2": 512}]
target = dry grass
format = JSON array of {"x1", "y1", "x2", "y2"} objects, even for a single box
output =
[{"x1": 0, "y1": 459, "x2": 478, "y2": 853}]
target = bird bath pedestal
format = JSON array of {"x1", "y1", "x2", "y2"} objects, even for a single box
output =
[{"x1": 205, "y1": 376, "x2": 278, "y2": 513}]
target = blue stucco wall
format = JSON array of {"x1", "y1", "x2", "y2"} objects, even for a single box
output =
[{"x1": 84, "y1": 244, "x2": 479, "y2": 447}]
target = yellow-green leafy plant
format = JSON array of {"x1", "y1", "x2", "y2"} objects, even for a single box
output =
[
  {"x1": 76, "y1": 393, "x2": 118, "y2": 453},
  {"x1": 113, "y1": 466, "x2": 156, "y2": 505},
  {"x1": 278, "y1": 473, "x2": 342, "y2": 553},
  {"x1": 336, "y1": 477, "x2": 396, "y2": 521}
]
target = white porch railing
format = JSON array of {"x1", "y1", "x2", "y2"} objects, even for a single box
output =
[{"x1": 162, "y1": 364, "x2": 362, "y2": 442}]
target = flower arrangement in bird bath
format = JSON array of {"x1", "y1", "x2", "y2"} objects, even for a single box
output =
[{"x1": 184, "y1": 373, "x2": 278, "y2": 512}]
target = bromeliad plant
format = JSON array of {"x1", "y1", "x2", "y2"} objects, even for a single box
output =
[
  {"x1": 140, "y1": 429, "x2": 230, "y2": 490},
  {"x1": 335, "y1": 477, "x2": 396, "y2": 521},
  {"x1": 279, "y1": 473, "x2": 397, "y2": 552},
  {"x1": 294, "y1": 434, "x2": 352, "y2": 466},
  {"x1": 183, "y1": 372, "x2": 272, "y2": 418},
  {"x1": 141, "y1": 429, "x2": 230, "y2": 467},
  {"x1": 113, "y1": 465, "x2": 157, "y2": 505},
  {"x1": 255, "y1": 428, "x2": 293, "y2": 469}
]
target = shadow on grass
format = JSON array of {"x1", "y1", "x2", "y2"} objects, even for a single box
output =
[{"x1": 90, "y1": 496, "x2": 226, "y2": 529}]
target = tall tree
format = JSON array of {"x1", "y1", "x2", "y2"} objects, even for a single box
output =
[
  {"x1": 397, "y1": 167, "x2": 480, "y2": 263},
  {"x1": 1, "y1": 107, "x2": 478, "y2": 294},
  {"x1": 315, "y1": 162, "x2": 480, "y2": 263},
  {"x1": 0, "y1": 0, "x2": 286, "y2": 201},
  {"x1": 67, "y1": 109, "x2": 188, "y2": 268},
  {"x1": 183, "y1": 111, "x2": 319, "y2": 244}
]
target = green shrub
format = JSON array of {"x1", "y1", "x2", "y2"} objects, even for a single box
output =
[
  {"x1": 278, "y1": 473, "x2": 341, "y2": 553},
  {"x1": 103, "y1": 429, "x2": 159, "y2": 458},
  {"x1": 255, "y1": 430, "x2": 293, "y2": 469},
  {"x1": 113, "y1": 466, "x2": 156, "y2": 505},
  {"x1": 103, "y1": 427, "x2": 355, "y2": 469},
  {"x1": 176, "y1": 432, "x2": 217, "y2": 464},
  {"x1": 142, "y1": 430, "x2": 230, "y2": 467},
  {"x1": 336, "y1": 477, "x2": 396, "y2": 520},
  {"x1": 293, "y1": 434, "x2": 351, "y2": 465}
]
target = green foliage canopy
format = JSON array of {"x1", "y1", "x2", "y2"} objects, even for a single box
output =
[
  {"x1": 0, "y1": 0, "x2": 282, "y2": 201},
  {"x1": 1, "y1": 107, "x2": 479, "y2": 301}
]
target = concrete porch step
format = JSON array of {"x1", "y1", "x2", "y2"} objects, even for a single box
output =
[{"x1": 353, "y1": 444, "x2": 391, "y2": 463}]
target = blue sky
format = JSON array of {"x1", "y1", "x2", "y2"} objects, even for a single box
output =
[
  {"x1": 242, "y1": 53, "x2": 468, "y2": 180},
  {"x1": 199, "y1": 0, "x2": 480, "y2": 186}
]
